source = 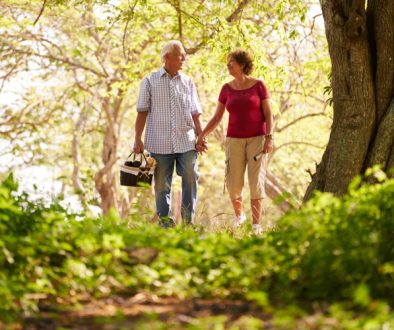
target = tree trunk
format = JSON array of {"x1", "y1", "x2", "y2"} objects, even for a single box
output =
[
  {"x1": 71, "y1": 109, "x2": 87, "y2": 206},
  {"x1": 94, "y1": 122, "x2": 119, "y2": 215},
  {"x1": 304, "y1": 0, "x2": 394, "y2": 201},
  {"x1": 94, "y1": 96, "x2": 120, "y2": 215},
  {"x1": 364, "y1": 0, "x2": 394, "y2": 174}
]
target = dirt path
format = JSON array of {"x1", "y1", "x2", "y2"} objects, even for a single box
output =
[{"x1": 21, "y1": 293, "x2": 272, "y2": 329}]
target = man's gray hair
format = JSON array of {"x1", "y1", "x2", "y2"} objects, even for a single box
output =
[{"x1": 161, "y1": 40, "x2": 184, "y2": 63}]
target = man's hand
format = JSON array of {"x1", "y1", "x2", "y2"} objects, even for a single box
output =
[
  {"x1": 133, "y1": 139, "x2": 144, "y2": 153},
  {"x1": 195, "y1": 135, "x2": 208, "y2": 154}
]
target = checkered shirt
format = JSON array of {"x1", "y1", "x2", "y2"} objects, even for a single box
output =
[{"x1": 137, "y1": 67, "x2": 202, "y2": 154}]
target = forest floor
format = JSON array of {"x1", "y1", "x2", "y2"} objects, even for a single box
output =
[{"x1": 19, "y1": 293, "x2": 278, "y2": 330}]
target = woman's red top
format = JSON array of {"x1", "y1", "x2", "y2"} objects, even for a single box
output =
[{"x1": 218, "y1": 80, "x2": 270, "y2": 138}]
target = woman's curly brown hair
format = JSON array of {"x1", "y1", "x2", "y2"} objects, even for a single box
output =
[{"x1": 228, "y1": 50, "x2": 254, "y2": 75}]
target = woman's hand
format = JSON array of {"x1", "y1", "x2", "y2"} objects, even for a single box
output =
[{"x1": 263, "y1": 137, "x2": 274, "y2": 154}]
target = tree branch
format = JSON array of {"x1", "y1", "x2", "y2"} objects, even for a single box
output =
[
  {"x1": 177, "y1": 0, "x2": 183, "y2": 41},
  {"x1": 122, "y1": 0, "x2": 139, "y2": 62},
  {"x1": 10, "y1": 47, "x2": 108, "y2": 78},
  {"x1": 0, "y1": 60, "x2": 21, "y2": 94},
  {"x1": 265, "y1": 170, "x2": 300, "y2": 211},
  {"x1": 274, "y1": 141, "x2": 325, "y2": 153},
  {"x1": 226, "y1": 0, "x2": 250, "y2": 23},
  {"x1": 274, "y1": 89, "x2": 327, "y2": 104},
  {"x1": 33, "y1": 0, "x2": 47, "y2": 25},
  {"x1": 276, "y1": 112, "x2": 328, "y2": 132},
  {"x1": 185, "y1": 0, "x2": 251, "y2": 54}
]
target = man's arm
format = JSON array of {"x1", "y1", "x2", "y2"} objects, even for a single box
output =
[
  {"x1": 134, "y1": 76, "x2": 150, "y2": 153},
  {"x1": 133, "y1": 112, "x2": 148, "y2": 153},
  {"x1": 192, "y1": 113, "x2": 203, "y2": 136},
  {"x1": 192, "y1": 113, "x2": 207, "y2": 153}
]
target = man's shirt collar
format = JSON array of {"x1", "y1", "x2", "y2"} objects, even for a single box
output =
[{"x1": 159, "y1": 66, "x2": 181, "y2": 79}]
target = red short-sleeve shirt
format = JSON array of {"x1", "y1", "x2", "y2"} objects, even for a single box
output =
[{"x1": 218, "y1": 80, "x2": 270, "y2": 138}]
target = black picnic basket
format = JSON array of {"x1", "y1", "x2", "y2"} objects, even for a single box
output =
[{"x1": 120, "y1": 152, "x2": 155, "y2": 187}]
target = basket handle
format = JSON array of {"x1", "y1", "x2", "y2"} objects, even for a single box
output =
[{"x1": 127, "y1": 151, "x2": 148, "y2": 164}]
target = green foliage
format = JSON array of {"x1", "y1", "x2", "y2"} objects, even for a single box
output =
[
  {"x1": 0, "y1": 172, "x2": 393, "y2": 326},
  {"x1": 0, "y1": 0, "x2": 331, "y2": 218},
  {"x1": 273, "y1": 170, "x2": 394, "y2": 303}
]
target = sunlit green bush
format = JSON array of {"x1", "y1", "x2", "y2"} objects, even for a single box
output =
[
  {"x1": 0, "y1": 172, "x2": 393, "y2": 325},
  {"x1": 270, "y1": 170, "x2": 394, "y2": 304}
]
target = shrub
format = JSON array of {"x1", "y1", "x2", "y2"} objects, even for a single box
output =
[{"x1": 0, "y1": 172, "x2": 393, "y2": 323}]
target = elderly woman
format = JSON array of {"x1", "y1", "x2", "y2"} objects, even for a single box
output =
[{"x1": 196, "y1": 50, "x2": 274, "y2": 235}]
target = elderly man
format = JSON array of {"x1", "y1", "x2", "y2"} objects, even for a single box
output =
[{"x1": 133, "y1": 40, "x2": 206, "y2": 227}]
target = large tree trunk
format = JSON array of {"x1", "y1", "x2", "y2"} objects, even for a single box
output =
[{"x1": 304, "y1": 0, "x2": 394, "y2": 201}]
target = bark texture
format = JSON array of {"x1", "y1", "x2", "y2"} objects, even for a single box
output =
[
  {"x1": 305, "y1": 0, "x2": 394, "y2": 200},
  {"x1": 94, "y1": 94, "x2": 122, "y2": 215}
]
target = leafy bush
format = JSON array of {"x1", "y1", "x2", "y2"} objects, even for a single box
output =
[
  {"x1": 266, "y1": 172, "x2": 394, "y2": 304},
  {"x1": 0, "y1": 172, "x2": 393, "y2": 324}
]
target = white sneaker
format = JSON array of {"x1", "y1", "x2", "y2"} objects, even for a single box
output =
[
  {"x1": 252, "y1": 224, "x2": 263, "y2": 235},
  {"x1": 233, "y1": 212, "x2": 247, "y2": 227}
]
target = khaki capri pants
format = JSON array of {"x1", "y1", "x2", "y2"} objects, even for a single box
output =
[{"x1": 225, "y1": 135, "x2": 267, "y2": 200}]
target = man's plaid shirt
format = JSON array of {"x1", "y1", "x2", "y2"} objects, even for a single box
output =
[{"x1": 137, "y1": 67, "x2": 202, "y2": 154}]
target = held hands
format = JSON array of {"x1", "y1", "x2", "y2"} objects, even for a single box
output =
[{"x1": 195, "y1": 135, "x2": 208, "y2": 154}]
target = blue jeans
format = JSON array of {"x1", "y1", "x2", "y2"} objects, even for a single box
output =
[{"x1": 151, "y1": 150, "x2": 198, "y2": 224}]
